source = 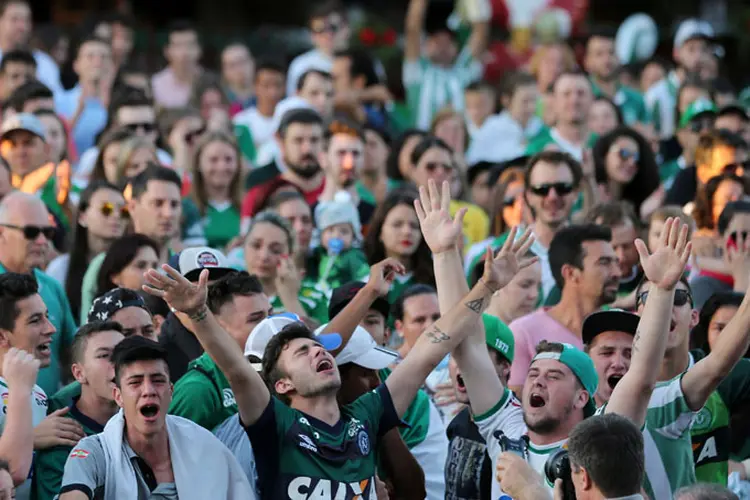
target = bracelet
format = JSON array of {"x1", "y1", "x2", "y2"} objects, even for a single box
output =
[
  {"x1": 479, "y1": 278, "x2": 500, "y2": 294},
  {"x1": 189, "y1": 306, "x2": 208, "y2": 322}
]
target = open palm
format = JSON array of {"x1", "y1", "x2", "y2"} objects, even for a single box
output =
[
  {"x1": 143, "y1": 265, "x2": 209, "y2": 316},
  {"x1": 483, "y1": 227, "x2": 537, "y2": 291},
  {"x1": 414, "y1": 180, "x2": 466, "y2": 254},
  {"x1": 635, "y1": 217, "x2": 691, "y2": 290}
]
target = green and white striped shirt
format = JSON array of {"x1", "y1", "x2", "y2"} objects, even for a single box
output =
[{"x1": 403, "y1": 46, "x2": 483, "y2": 130}]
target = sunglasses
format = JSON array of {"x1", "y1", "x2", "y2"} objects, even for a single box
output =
[
  {"x1": 311, "y1": 20, "x2": 342, "y2": 35},
  {"x1": 184, "y1": 127, "x2": 205, "y2": 145},
  {"x1": 124, "y1": 122, "x2": 156, "y2": 134},
  {"x1": 0, "y1": 223, "x2": 56, "y2": 241},
  {"x1": 617, "y1": 148, "x2": 640, "y2": 162},
  {"x1": 528, "y1": 182, "x2": 575, "y2": 197},
  {"x1": 424, "y1": 162, "x2": 453, "y2": 173},
  {"x1": 688, "y1": 118, "x2": 715, "y2": 133},
  {"x1": 100, "y1": 202, "x2": 129, "y2": 219},
  {"x1": 637, "y1": 289, "x2": 693, "y2": 308}
]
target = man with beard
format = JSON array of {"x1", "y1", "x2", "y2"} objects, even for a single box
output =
[
  {"x1": 508, "y1": 224, "x2": 621, "y2": 393},
  {"x1": 584, "y1": 28, "x2": 649, "y2": 128},
  {"x1": 316, "y1": 119, "x2": 376, "y2": 227},
  {"x1": 241, "y1": 108, "x2": 325, "y2": 219},
  {"x1": 646, "y1": 19, "x2": 714, "y2": 140},
  {"x1": 526, "y1": 71, "x2": 594, "y2": 162}
]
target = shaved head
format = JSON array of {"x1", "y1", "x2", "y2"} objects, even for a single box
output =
[
  {"x1": 0, "y1": 191, "x2": 47, "y2": 224},
  {"x1": 0, "y1": 191, "x2": 53, "y2": 273}
]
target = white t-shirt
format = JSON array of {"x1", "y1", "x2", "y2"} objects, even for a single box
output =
[
  {"x1": 475, "y1": 388, "x2": 565, "y2": 498},
  {"x1": 233, "y1": 107, "x2": 275, "y2": 154},
  {"x1": 410, "y1": 399, "x2": 449, "y2": 500},
  {"x1": 0, "y1": 376, "x2": 48, "y2": 500}
]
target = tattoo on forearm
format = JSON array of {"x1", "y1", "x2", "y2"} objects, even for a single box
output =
[
  {"x1": 464, "y1": 297, "x2": 485, "y2": 314},
  {"x1": 426, "y1": 326, "x2": 450, "y2": 344},
  {"x1": 632, "y1": 330, "x2": 641, "y2": 354}
]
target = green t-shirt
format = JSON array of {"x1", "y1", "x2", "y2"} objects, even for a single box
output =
[
  {"x1": 234, "y1": 123, "x2": 257, "y2": 166},
  {"x1": 169, "y1": 353, "x2": 237, "y2": 431},
  {"x1": 32, "y1": 398, "x2": 104, "y2": 500},
  {"x1": 591, "y1": 80, "x2": 650, "y2": 126},
  {"x1": 47, "y1": 382, "x2": 81, "y2": 414},
  {"x1": 525, "y1": 128, "x2": 596, "y2": 158},
  {"x1": 378, "y1": 368, "x2": 430, "y2": 449},
  {"x1": 270, "y1": 285, "x2": 329, "y2": 326},
  {"x1": 244, "y1": 385, "x2": 399, "y2": 499},
  {"x1": 201, "y1": 202, "x2": 241, "y2": 251},
  {"x1": 355, "y1": 182, "x2": 377, "y2": 206},
  {"x1": 315, "y1": 248, "x2": 371, "y2": 295},
  {"x1": 181, "y1": 198, "x2": 208, "y2": 247}
]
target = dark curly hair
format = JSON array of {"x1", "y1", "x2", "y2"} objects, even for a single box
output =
[{"x1": 692, "y1": 173, "x2": 748, "y2": 231}]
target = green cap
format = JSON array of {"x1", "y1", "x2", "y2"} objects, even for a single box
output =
[
  {"x1": 679, "y1": 98, "x2": 717, "y2": 129},
  {"x1": 532, "y1": 343, "x2": 599, "y2": 417},
  {"x1": 483, "y1": 314, "x2": 514, "y2": 363}
]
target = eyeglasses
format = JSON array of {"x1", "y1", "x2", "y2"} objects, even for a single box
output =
[
  {"x1": 528, "y1": 183, "x2": 575, "y2": 197},
  {"x1": 311, "y1": 20, "x2": 342, "y2": 35},
  {"x1": 424, "y1": 162, "x2": 453, "y2": 173},
  {"x1": 124, "y1": 122, "x2": 156, "y2": 134},
  {"x1": 688, "y1": 118, "x2": 715, "y2": 133},
  {"x1": 0, "y1": 223, "x2": 56, "y2": 241},
  {"x1": 636, "y1": 289, "x2": 693, "y2": 308},
  {"x1": 100, "y1": 202, "x2": 129, "y2": 219},
  {"x1": 617, "y1": 148, "x2": 640, "y2": 162}
]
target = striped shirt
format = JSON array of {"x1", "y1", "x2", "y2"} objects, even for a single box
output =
[
  {"x1": 645, "y1": 71, "x2": 681, "y2": 139},
  {"x1": 403, "y1": 46, "x2": 483, "y2": 130}
]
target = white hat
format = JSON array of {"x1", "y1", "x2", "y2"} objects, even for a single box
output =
[
  {"x1": 245, "y1": 313, "x2": 342, "y2": 370},
  {"x1": 171, "y1": 246, "x2": 233, "y2": 282},
  {"x1": 315, "y1": 192, "x2": 363, "y2": 242},
  {"x1": 674, "y1": 19, "x2": 714, "y2": 49},
  {"x1": 325, "y1": 325, "x2": 399, "y2": 370},
  {"x1": 271, "y1": 97, "x2": 313, "y2": 134}
]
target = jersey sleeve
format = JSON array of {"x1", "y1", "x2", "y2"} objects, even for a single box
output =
[
  {"x1": 347, "y1": 384, "x2": 401, "y2": 439},
  {"x1": 58, "y1": 435, "x2": 105, "y2": 498},
  {"x1": 646, "y1": 374, "x2": 697, "y2": 439},
  {"x1": 474, "y1": 388, "x2": 527, "y2": 463},
  {"x1": 33, "y1": 445, "x2": 69, "y2": 499},
  {"x1": 168, "y1": 372, "x2": 221, "y2": 430}
]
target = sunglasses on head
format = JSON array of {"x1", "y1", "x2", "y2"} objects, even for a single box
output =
[
  {"x1": 100, "y1": 202, "x2": 129, "y2": 219},
  {"x1": 0, "y1": 223, "x2": 56, "y2": 241},
  {"x1": 528, "y1": 182, "x2": 575, "y2": 197},
  {"x1": 124, "y1": 122, "x2": 155, "y2": 134},
  {"x1": 617, "y1": 148, "x2": 640, "y2": 162},
  {"x1": 688, "y1": 118, "x2": 715, "y2": 133},
  {"x1": 637, "y1": 289, "x2": 692, "y2": 308}
]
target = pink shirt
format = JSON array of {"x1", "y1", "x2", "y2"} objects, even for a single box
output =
[
  {"x1": 507, "y1": 308, "x2": 584, "y2": 388},
  {"x1": 151, "y1": 68, "x2": 192, "y2": 108}
]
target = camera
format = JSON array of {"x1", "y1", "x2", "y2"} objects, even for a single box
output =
[
  {"x1": 493, "y1": 431, "x2": 529, "y2": 460},
  {"x1": 544, "y1": 448, "x2": 576, "y2": 500}
]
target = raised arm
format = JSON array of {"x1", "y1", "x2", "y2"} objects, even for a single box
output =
[
  {"x1": 606, "y1": 218, "x2": 692, "y2": 427},
  {"x1": 682, "y1": 268, "x2": 750, "y2": 410},
  {"x1": 404, "y1": 0, "x2": 427, "y2": 61},
  {"x1": 143, "y1": 266, "x2": 270, "y2": 425},
  {"x1": 0, "y1": 349, "x2": 39, "y2": 485},
  {"x1": 464, "y1": 0, "x2": 491, "y2": 59},
  {"x1": 386, "y1": 230, "x2": 536, "y2": 417}
]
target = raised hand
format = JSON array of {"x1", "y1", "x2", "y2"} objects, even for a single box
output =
[
  {"x1": 414, "y1": 179, "x2": 467, "y2": 254},
  {"x1": 3, "y1": 348, "x2": 40, "y2": 394},
  {"x1": 725, "y1": 231, "x2": 750, "y2": 285},
  {"x1": 634, "y1": 217, "x2": 692, "y2": 290},
  {"x1": 367, "y1": 258, "x2": 407, "y2": 297},
  {"x1": 143, "y1": 265, "x2": 209, "y2": 317},
  {"x1": 275, "y1": 255, "x2": 302, "y2": 298},
  {"x1": 482, "y1": 227, "x2": 537, "y2": 292}
]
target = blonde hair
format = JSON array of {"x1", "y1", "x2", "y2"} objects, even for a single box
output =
[
  {"x1": 115, "y1": 136, "x2": 157, "y2": 185},
  {"x1": 529, "y1": 43, "x2": 577, "y2": 85},
  {"x1": 430, "y1": 107, "x2": 470, "y2": 153},
  {"x1": 190, "y1": 130, "x2": 244, "y2": 215}
]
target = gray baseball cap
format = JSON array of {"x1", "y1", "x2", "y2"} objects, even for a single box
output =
[{"x1": 0, "y1": 113, "x2": 46, "y2": 142}]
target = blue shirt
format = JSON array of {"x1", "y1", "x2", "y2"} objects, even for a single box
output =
[
  {"x1": 0, "y1": 263, "x2": 77, "y2": 396},
  {"x1": 54, "y1": 85, "x2": 107, "y2": 155}
]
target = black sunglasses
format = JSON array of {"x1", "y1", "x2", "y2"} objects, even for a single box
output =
[
  {"x1": 528, "y1": 183, "x2": 575, "y2": 197},
  {"x1": 688, "y1": 117, "x2": 715, "y2": 133},
  {"x1": 124, "y1": 122, "x2": 156, "y2": 134},
  {"x1": 0, "y1": 223, "x2": 56, "y2": 241},
  {"x1": 637, "y1": 289, "x2": 693, "y2": 308},
  {"x1": 311, "y1": 20, "x2": 342, "y2": 35}
]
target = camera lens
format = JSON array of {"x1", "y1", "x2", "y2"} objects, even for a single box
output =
[{"x1": 544, "y1": 448, "x2": 571, "y2": 484}]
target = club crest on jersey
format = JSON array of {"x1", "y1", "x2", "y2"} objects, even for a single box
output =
[
  {"x1": 222, "y1": 388, "x2": 236, "y2": 408},
  {"x1": 297, "y1": 434, "x2": 318, "y2": 453},
  {"x1": 356, "y1": 429, "x2": 370, "y2": 456}
]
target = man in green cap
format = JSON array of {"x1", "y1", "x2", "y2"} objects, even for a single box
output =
[{"x1": 445, "y1": 313, "x2": 514, "y2": 499}]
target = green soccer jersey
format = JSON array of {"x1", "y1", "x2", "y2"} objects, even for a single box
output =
[
  {"x1": 32, "y1": 398, "x2": 104, "y2": 500},
  {"x1": 590, "y1": 80, "x2": 650, "y2": 126},
  {"x1": 201, "y1": 202, "x2": 241, "y2": 251},
  {"x1": 244, "y1": 385, "x2": 399, "y2": 500},
  {"x1": 270, "y1": 285, "x2": 329, "y2": 325},
  {"x1": 314, "y1": 247, "x2": 370, "y2": 295},
  {"x1": 643, "y1": 374, "x2": 698, "y2": 500},
  {"x1": 47, "y1": 381, "x2": 81, "y2": 413},
  {"x1": 525, "y1": 127, "x2": 597, "y2": 161},
  {"x1": 169, "y1": 353, "x2": 237, "y2": 432}
]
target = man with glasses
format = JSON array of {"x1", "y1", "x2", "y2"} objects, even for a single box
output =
[{"x1": 0, "y1": 192, "x2": 76, "y2": 396}]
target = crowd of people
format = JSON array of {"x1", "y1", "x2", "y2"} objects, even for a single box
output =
[{"x1": 0, "y1": 0, "x2": 750, "y2": 498}]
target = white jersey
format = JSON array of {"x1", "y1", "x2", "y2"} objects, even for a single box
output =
[
  {"x1": 409, "y1": 399, "x2": 449, "y2": 500},
  {"x1": 475, "y1": 389, "x2": 564, "y2": 497},
  {"x1": 0, "y1": 376, "x2": 48, "y2": 500}
]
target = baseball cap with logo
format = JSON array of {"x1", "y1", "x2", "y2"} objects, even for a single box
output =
[
  {"x1": 329, "y1": 325, "x2": 399, "y2": 369},
  {"x1": 169, "y1": 246, "x2": 234, "y2": 282},
  {"x1": 0, "y1": 113, "x2": 46, "y2": 142},
  {"x1": 531, "y1": 343, "x2": 599, "y2": 416},
  {"x1": 673, "y1": 19, "x2": 714, "y2": 49},
  {"x1": 679, "y1": 99, "x2": 717, "y2": 129},
  {"x1": 483, "y1": 314, "x2": 514, "y2": 363},
  {"x1": 244, "y1": 313, "x2": 342, "y2": 370},
  {"x1": 582, "y1": 309, "x2": 640, "y2": 345}
]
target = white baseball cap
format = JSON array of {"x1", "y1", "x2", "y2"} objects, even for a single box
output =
[
  {"x1": 245, "y1": 313, "x2": 342, "y2": 371},
  {"x1": 170, "y1": 246, "x2": 233, "y2": 282},
  {"x1": 325, "y1": 325, "x2": 400, "y2": 370},
  {"x1": 674, "y1": 19, "x2": 714, "y2": 49}
]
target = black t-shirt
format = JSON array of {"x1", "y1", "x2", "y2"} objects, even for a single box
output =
[
  {"x1": 445, "y1": 407, "x2": 492, "y2": 500},
  {"x1": 665, "y1": 166, "x2": 698, "y2": 207}
]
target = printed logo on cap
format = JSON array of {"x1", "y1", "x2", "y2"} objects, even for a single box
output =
[{"x1": 196, "y1": 251, "x2": 219, "y2": 268}]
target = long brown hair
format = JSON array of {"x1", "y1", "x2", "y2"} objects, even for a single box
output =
[
  {"x1": 489, "y1": 167, "x2": 525, "y2": 237},
  {"x1": 190, "y1": 130, "x2": 244, "y2": 215}
]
